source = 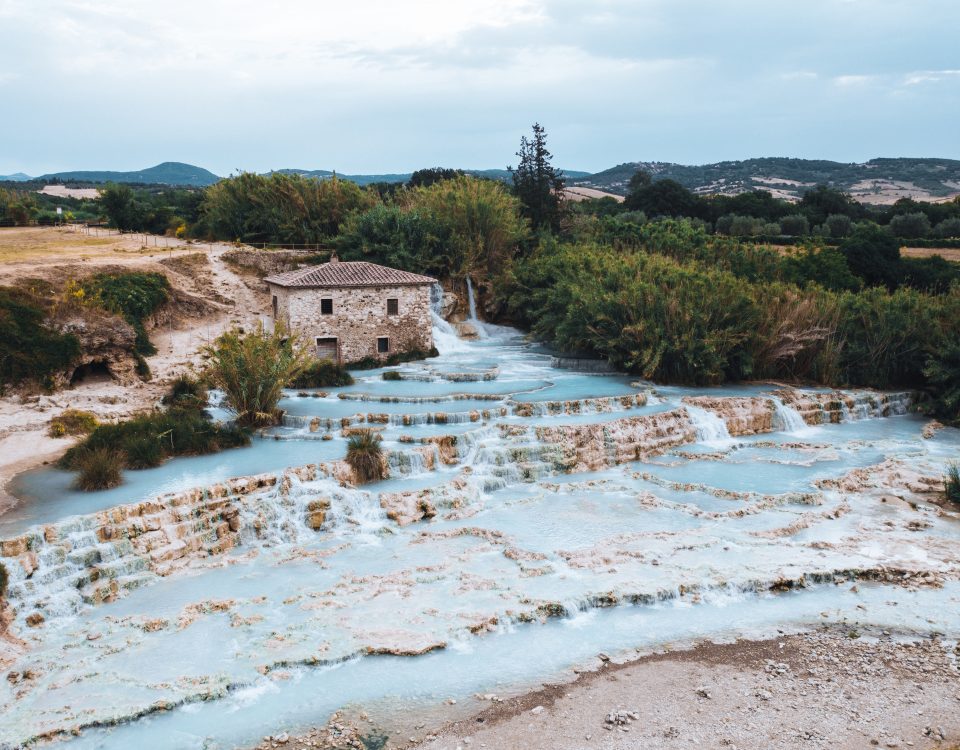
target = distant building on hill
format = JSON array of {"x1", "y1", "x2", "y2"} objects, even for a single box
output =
[{"x1": 264, "y1": 256, "x2": 437, "y2": 364}]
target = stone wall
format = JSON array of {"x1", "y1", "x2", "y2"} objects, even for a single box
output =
[{"x1": 269, "y1": 283, "x2": 433, "y2": 363}]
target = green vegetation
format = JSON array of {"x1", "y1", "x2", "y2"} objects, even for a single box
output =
[
  {"x1": 78, "y1": 271, "x2": 170, "y2": 357},
  {"x1": 510, "y1": 123, "x2": 565, "y2": 232},
  {"x1": 0, "y1": 286, "x2": 81, "y2": 390},
  {"x1": 0, "y1": 560, "x2": 8, "y2": 601},
  {"x1": 499, "y1": 220, "x2": 960, "y2": 423},
  {"x1": 288, "y1": 359, "x2": 355, "y2": 388},
  {"x1": 203, "y1": 323, "x2": 312, "y2": 427},
  {"x1": 347, "y1": 346, "x2": 440, "y2": 370},
  {"x1": 71, "y1": 447, "x2": 125, "y2": 491},
  {"x1": 346, "y1": 430, "x2": 385, "y2": 484},
  {"x1": 99, "y1": 183, "x2": 203, "y2": 235},
  {"x1": 48, "y1": 409, "x2": 99, "y2": 437},
  {"x1": 198, "y1": 172, "x2": 374, "y2": 243},
  {"x1": 945, "y1": 464, "x2": 960, "y2": 506},
  {"x1": 59, "y1": 377, "x2": 249, "y2": 489},
  {"x1": 161, "y1": 374, "x2": 209, "y2": 410}
]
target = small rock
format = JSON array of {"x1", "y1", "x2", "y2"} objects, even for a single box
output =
[
  {"x1": 275, "y1": 732, "x2": 289, "y2": 744},
  {"x1": 530, "y1": 705, "x2": 544, "y2": 715}
]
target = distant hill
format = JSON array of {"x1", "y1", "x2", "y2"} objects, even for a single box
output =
[
  {"x1": 272, "y1": 167, "x2": 591, "y2": 185},
  {"x1": 0, "y1": 172, "x2": 32, "y2": 182},
  {"x1": 37, "y1": 161, "x2": 220, "y2": 187},
  {"x1": 575, "y1": 157, "x2": 960, "y2": 205}
]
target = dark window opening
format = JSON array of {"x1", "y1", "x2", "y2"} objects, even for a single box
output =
[
  {"x1": 271, "y1": 295, "x2": 278, "y2": 318},
  {"x1": 386, "y1": 298, "x2": 399, "y2": 315},
  {"x1": 320, "y1": 298, "x2": 333, "y2": 315},
  {"x1": 377, "y1": 337, "x2": 390, "y2": 354},
  {"x1": 316, "y1": 337, "x2": 338, "y2": 361}
]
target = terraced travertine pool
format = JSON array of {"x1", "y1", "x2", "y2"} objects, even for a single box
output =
[{"x1": 1, "y1": 322, "x2": 959, "y2": 749}]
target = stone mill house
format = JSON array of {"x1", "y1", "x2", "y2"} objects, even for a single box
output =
[{"x1": 264, "y1": 256, "x2": 437, "y2": 364}]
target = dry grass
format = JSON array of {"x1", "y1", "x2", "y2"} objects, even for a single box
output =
[
  {"x1": 0, "y1": 226, "x2": 198, "y2": 267},
  {"x1": 901, "y1": 246, "x2": 960, "y2": 262}
]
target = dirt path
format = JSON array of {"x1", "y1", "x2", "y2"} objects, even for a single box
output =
[{"x1": 0, "y1": 227, "x2": 266, "y2": 512}]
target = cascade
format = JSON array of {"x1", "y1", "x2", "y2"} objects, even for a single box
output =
[
  {"x1": 684, "y1": 404, "x2": 732, "y2": 445},
  {"x1": 430, "y1": 283, "x2": 470, "y2": 353},
  {"x1": 770, "y1": 397, "x2": 810, "y2": 434},
  {"x1": 465, "y1": 276, "x2": 488, "y2": 339}
]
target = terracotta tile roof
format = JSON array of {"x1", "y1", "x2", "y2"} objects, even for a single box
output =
[{"x1": 264, "y1": 261, "x2": 437, "y2": 289}]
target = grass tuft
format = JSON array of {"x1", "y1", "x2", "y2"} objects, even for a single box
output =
[
  {"x1": 945, "y1": 463, "x2": 960, "y2": 506},
  {"x1": 346, "y1": 430, "x2": 385, "y2": 484},
  {"x1": 48, "y1": 409, "x2": 98, "y2": 438},
  {"x1": 288, "y1": 359, "x2": 355, "y2": 388},
  {"x1": 73, "y1": 447, "x2": 124, "y2": 491}
]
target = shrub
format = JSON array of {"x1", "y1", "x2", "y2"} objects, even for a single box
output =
[
  {"x1": 73, "y1": 447, "x2": 124, "y2": 491},
  {"x1": 203, "y1": 323, "x2": 312, "y2": 427},
  {"x1": 79, "y1": 272, "x2": 170, "y2": 357},
  {"x1": 0, "y1": 561, "x2": 7, "y2": 600},
  {"x1": 346, "y1": 430, "x2": 385, "y2": 484},
  {"x1": 162, "y1": 374, "x2": 209, "y2": 410},
  {"x1": 945, "y1": 464, "x2": 960, "y2": 506},
  {"x1": 348, "y1": 347, "x2": 440, "y2": 370},
  {"x1": 60, "y1": 409, "x2": 249, "y2": 479},
  {"x1": 382, "y1": 370, "x2": 403, "y2": 381},
  {"x1": 123, "y1": 435, "x2": 165, "y2": 469},
  {"x1": 288, "y1": 359, "x2": 354, "y2": 388},
  {"x1": 0, "y1": 286, "x2": 81, "y2": 388},
  {"x1": 48, "y1": 409, "x2": 99, "y2": 437}
]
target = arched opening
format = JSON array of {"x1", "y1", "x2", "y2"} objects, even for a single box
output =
[{"x1": 70, "y1": 360, "x2": 113, "y2": 385}]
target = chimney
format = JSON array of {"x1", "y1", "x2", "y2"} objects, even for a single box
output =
[{"x1": 329, "y1": 250, "x2": 339, "y2": 263}]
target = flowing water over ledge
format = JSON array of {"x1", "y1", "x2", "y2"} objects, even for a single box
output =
[{"x1": 1, "y1": 326, "x2": 959, "y2": 748}]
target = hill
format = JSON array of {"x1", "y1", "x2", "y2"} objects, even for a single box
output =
[
  {"x1": 37, "y1": 161, "x2": 220, "y2": 187},
  {"x1": 273, "y1": 167, "x2": 591, "y2": 185},
  {"x1": 0, "y1": 172, "x2": 32, "y2": 182},
  {"x1": 576, "y1": 157, "x2": 960, "y2": 204}
]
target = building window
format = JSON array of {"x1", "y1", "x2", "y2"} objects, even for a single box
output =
[
  {"x1": 377, "y1": 337, "x2": 390, "y2": 354},
  {"x1": 386, "y1": 298, "x2": 399, "y2": 315},
  {"x1": 316, "y1": 337, "x2": 338, "y2": 361},
  {"x1": 271, "y1": 295, "x2": 278, "y2": 318},
  {"x1": 320, "y1": 298, "x2": 333, "y2": 315}
]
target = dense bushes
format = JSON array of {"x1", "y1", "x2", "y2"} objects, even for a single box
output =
[
  {"x1": 288, "y1": 359, "x2": 354, "y2": 388},
  {"x1": 59, "y1": 374, "x2": 249, "y2": 489},
  {"x1": 199, "y1": 172, "x2": 375, "y2": 243},
  {"x1": 0, "y1": 286, "x2": 81, "y2": 390},
  {"x1": 499, "y1": 232, "x2": 960, "y2": 411},
  {"x1": 945, "y1": 464, "x2": 960, "y2": 506},
  {"x1": 203, "y1": 323, "x2": 311, "y2": 426}
]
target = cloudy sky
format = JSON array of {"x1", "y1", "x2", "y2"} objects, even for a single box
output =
[{"x1": 2, "y1": 0, "x2": 958, "y2": 175}]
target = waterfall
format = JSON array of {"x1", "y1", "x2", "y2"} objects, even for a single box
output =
[
  {"x1": 465, "y1": 276, "x2": 488, "y2": 339},
  {"x1": 430, "y1": 283, "x2": 470, "y2": 354},
  {"x1": 770, "y1": 397, "x2": 810, "y2": 435},
  {"x1": 684, "y1": 405, "x2": 732, "y2": 445}
]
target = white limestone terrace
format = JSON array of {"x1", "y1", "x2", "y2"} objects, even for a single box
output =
[{"x1": 0, "y1": 323, "x2": 958, "y2": 749}]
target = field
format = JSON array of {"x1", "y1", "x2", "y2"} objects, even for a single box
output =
[{"x1": 901, "y1": 246, "x2": 960, "y2": 262}]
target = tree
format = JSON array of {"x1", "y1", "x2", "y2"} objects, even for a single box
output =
[
  {"x1": 799, "y1": 185, "x2": 862, "y2": 227},
  {"x1": 840, "y1": 224, "x2": 902, "y2": 289},
  {"x1": 627, "y1": 170, "x2": 652, "y2": 192},
  {"x1": 408, "y1": 168, "x2": 463, "y2": 188},
  {"x1": 824, "y1": 213, "x2": 853, "y2": 239},
  {"x1": 934, "y1": 217, "x2": 960, "y2": 239},
  {"x1": 779, "y1": 214, "x2": 810, "y2": 237},
  {"x1": 509, "y1": 123, "x2": 565, "y2": 232},
  {"x1": 202, "y1": 323, "x2": 312, "y2": 427},
  {"x1": 889, "y1": 212, "x2": 932, "y2": 239},
  {"x1": 99, "y1": 183, "x2": 142, "y2": 231},
  {"x1": 625, "y1": 179, "x2": 707, "y2": 219}
]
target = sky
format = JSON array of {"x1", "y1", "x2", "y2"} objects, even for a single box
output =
[{"x1": 1, "y1": 0, "x2": 959, "y2": 176}]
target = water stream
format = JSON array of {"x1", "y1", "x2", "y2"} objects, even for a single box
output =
[{"x1": 1, "y1": 322, "x2": 958, "y2": 749}]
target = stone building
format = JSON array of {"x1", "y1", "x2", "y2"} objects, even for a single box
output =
[{"x1": 264, "y1": 258, "x2": 437, "y2": 363}]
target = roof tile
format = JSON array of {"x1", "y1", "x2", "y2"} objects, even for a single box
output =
[{"x1": 264, "y1": 261, "x2": 437, "y2": 289}]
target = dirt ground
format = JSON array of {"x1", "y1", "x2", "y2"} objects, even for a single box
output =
[
  {"x1": 255, "y1": 628, "x2": 960, "y2": 750},
  {"x1": 0, "y1": 225, "x2": 264, "y2": 510}
]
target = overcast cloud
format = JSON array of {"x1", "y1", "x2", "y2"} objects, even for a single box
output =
[{"x1": 1, "y1": 0, "x2": 958, "y2": 175}]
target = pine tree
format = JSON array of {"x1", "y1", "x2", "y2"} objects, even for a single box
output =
[{"x1": 509, "y1": 123, "x2": 565, "y2": 232}]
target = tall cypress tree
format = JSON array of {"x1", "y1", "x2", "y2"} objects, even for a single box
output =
[{"x1": 509, "y1": 123, "x2": 565, "y2": 232}]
